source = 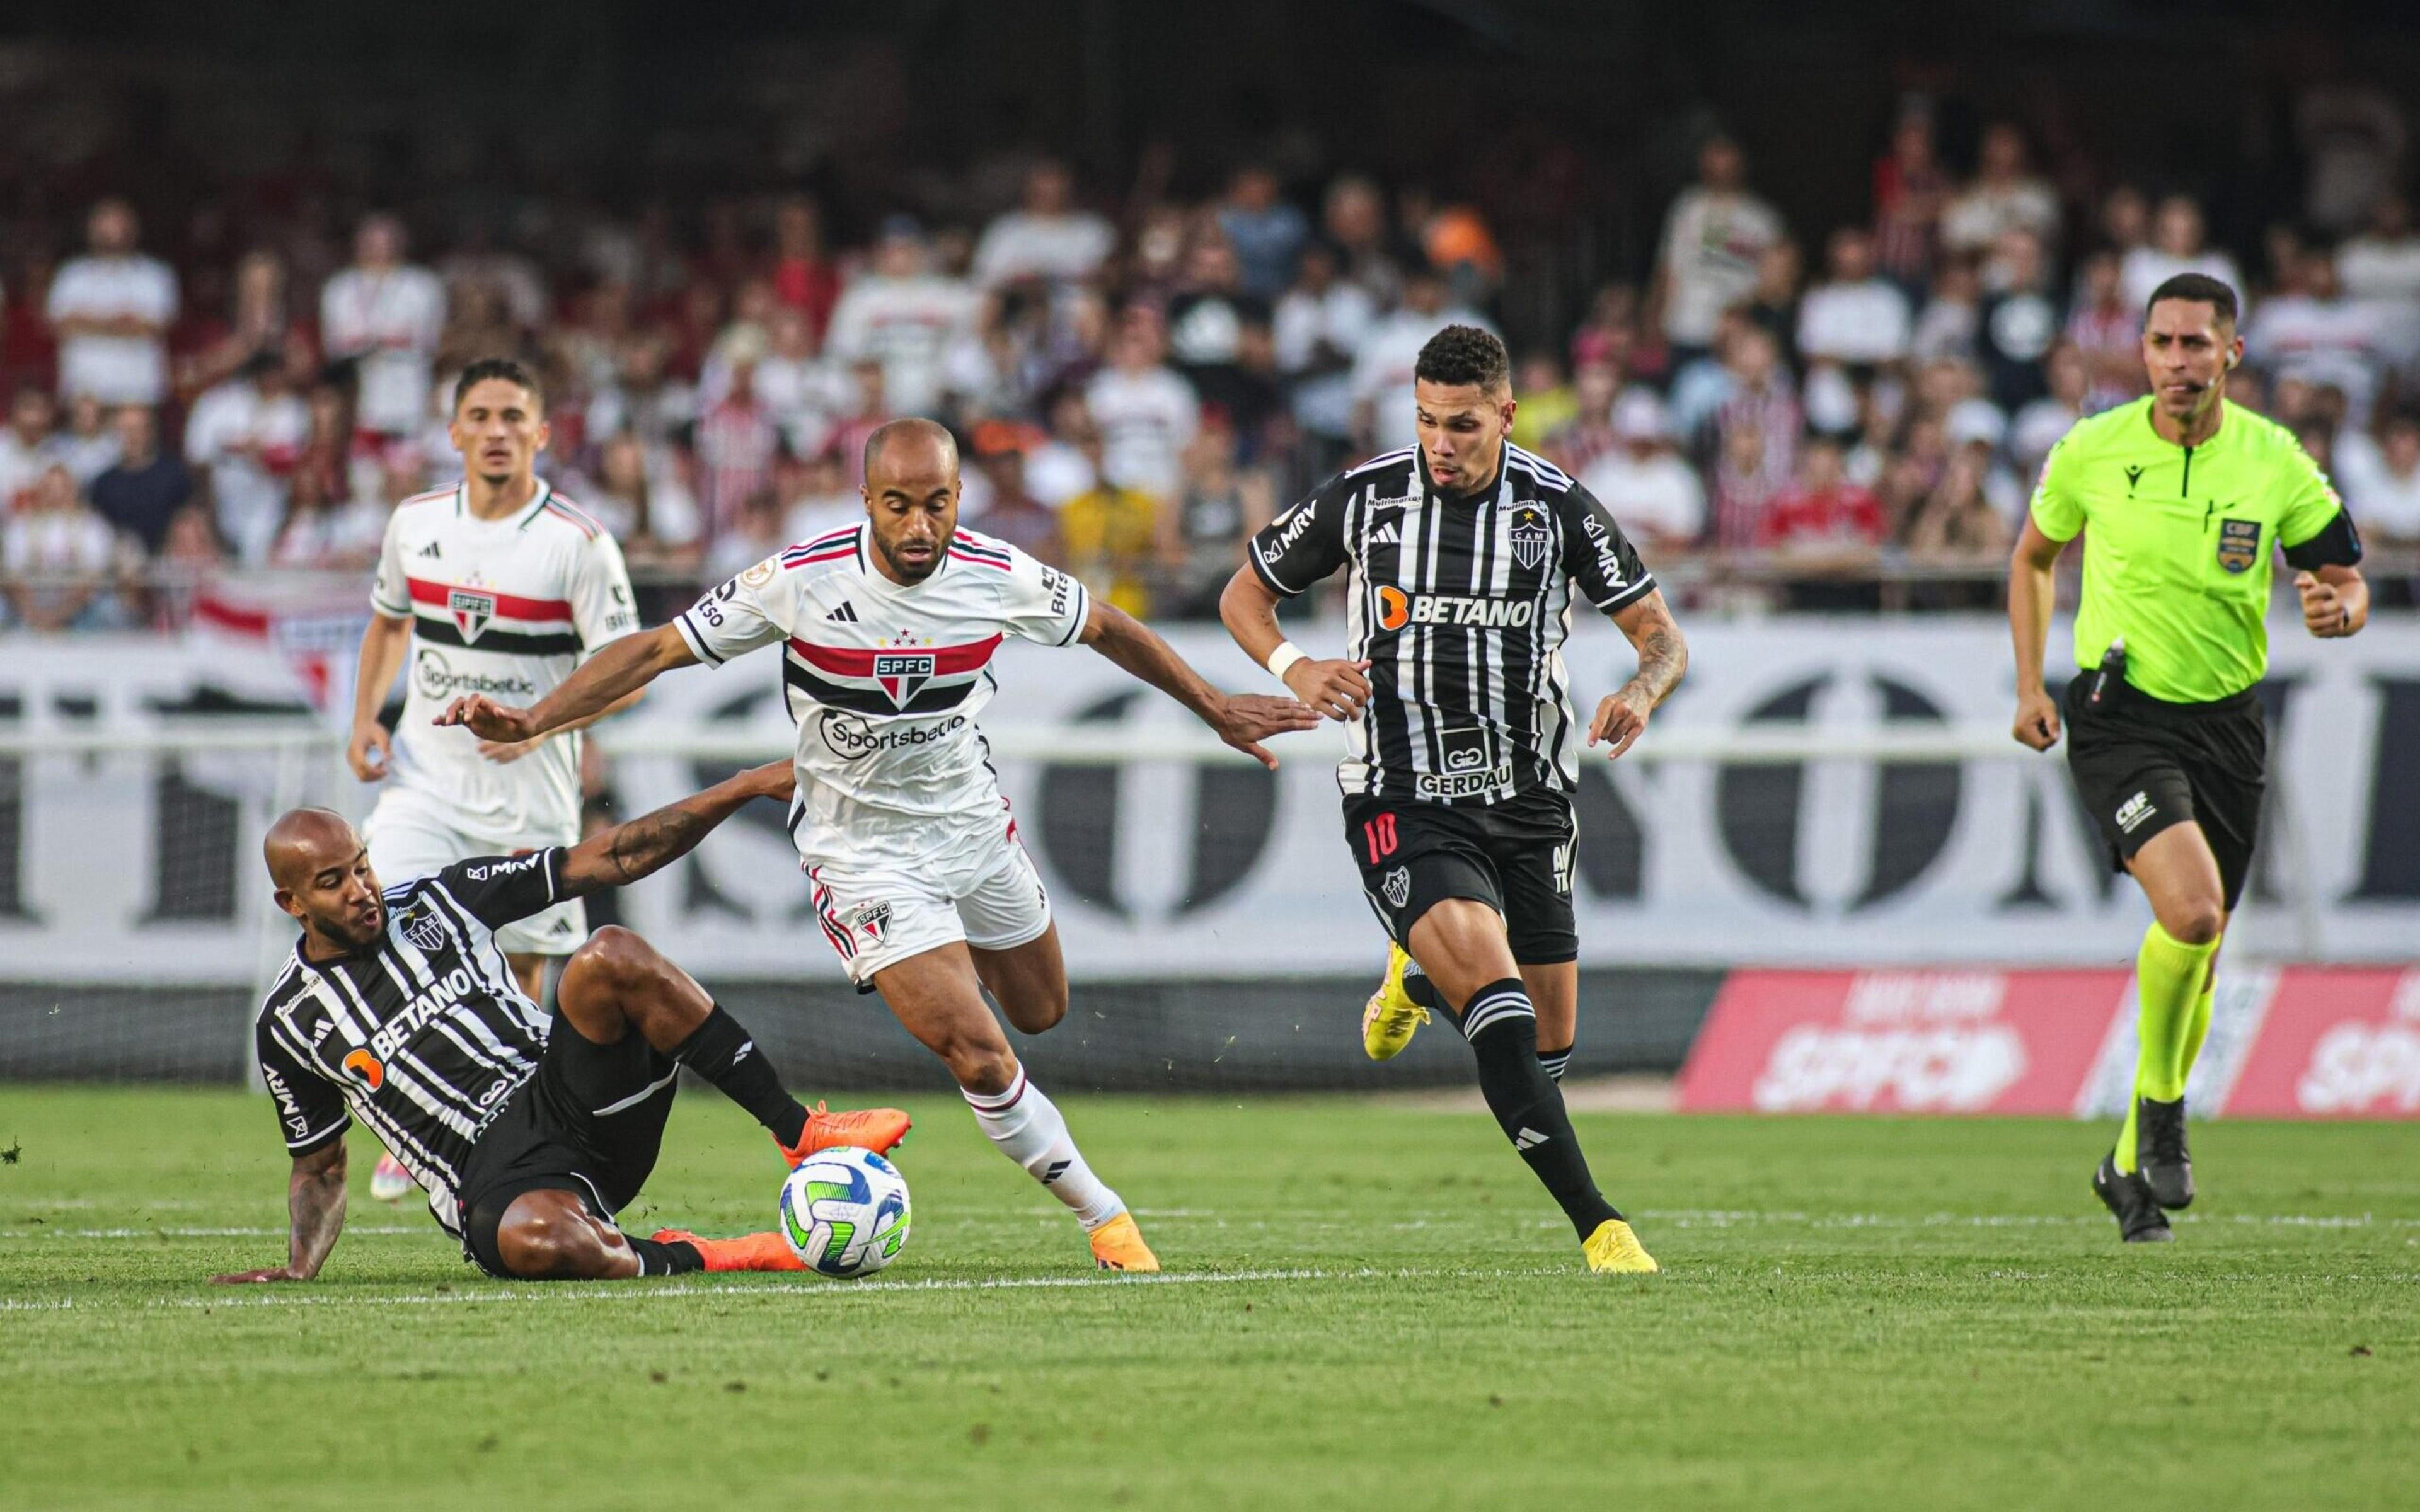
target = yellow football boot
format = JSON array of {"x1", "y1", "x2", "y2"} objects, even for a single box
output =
[
  {"x1": 1089, "y1": 1211, "x2": 1160, "y2": 1272},
  {"x1": 1361, "y1": 942, "x2": 1431, "y2": 1060},
  {"x1": 1582, "y1": 1218, "x2": 1660, "y2": 1274}
]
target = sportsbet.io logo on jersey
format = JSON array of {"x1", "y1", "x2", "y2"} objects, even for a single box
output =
[{"x1": 413, "y1": 649, "x2": 537, "y2": 701}]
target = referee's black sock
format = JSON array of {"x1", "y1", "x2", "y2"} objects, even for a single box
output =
[
  {"x1": 672, "y1": 1005, "x2": 809, "y2": 1149},
  {"x1": 1456, "y1": 979, "x2": 1621, "y2": 1239},
  {"x1": 625, "y1": 1235, "x2": 705, "y2": 1276}
]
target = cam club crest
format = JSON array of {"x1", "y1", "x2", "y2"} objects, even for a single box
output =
[
  {"x1": 448, "y1": 586, "x2": 497, "y2": 643},
  {"x1": 873, "y1": 652, "x2": 937, "y2": 707},
  {"x1": 399, "y1": 903, "x2": 447, "y2": 954},
  {"x1": 2216, "y1": 517, "x2": 2261, "y2": 574},
  {"x1": 1508, "y1": 508, "x2": 1553, "y2": 571},
  {"x1": 1383, "y1": 866, "x2": 1411, "y2": 910}
]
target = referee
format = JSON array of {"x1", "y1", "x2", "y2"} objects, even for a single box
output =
[
  {"x1": 1220, "y1": 324, "x2": 1687, "y2": 1274},
  {"x1": 2010, "y1": 272, "x2": 2367, "y2": 1244}
]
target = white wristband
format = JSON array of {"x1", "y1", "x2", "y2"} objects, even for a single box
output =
[{"x1": 1265, "y1": 641, "x2": 1310, "y2": 680}]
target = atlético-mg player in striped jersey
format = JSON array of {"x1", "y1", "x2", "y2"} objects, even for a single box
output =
[
  {"x1": 344, "y1": 357, "x2": 642, "y2": 1203},
  {"x1": 437, "y1": 418, "x2": 1315, "y2": 1273},
  {"x1": 216, "y1": 761, "x2": 909, "y2": 1285},
  {"x1": 1222, "y1": 325, "x2": 1687, "y2": 1273}
]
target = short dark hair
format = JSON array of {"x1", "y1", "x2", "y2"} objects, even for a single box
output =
[
  {"x1": 862, "y1": 415, "x2": 959, "y2": 484},
  {"x1": 2145, "y1": 272, "x2": 2238, "y2": 328},
  {"x1": 1414, "y1": 324, "x2": 1510, "y2": 392},
  {"x1": 452, "y1": 357, "x2": 543, "y2": 414}
]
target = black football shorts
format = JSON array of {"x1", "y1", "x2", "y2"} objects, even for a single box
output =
[
  {"x1": 2063, "y1": 676, "x2": 2266, "y2": 912},
  {"x1": 1340, "y1": 787, "x2": 1579, "y2": 964}
]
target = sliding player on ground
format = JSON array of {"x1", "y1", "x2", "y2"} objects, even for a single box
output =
[
  {"x1": 345, "y1": 357, "x2": 641, "y2": 1203},
  {"x1": 2011, "y1": 273, "x2": 2368, "y2": 1242},
  {"x1": 216, "y1": 762, "x2": 909, "y2": 1285},
  {"x1": 1220, "y1": 325, "x2": 1686, "y2": 1273},
  {"x1": 436, "y1": 418, "x2": 1316, "y2": 1271}
]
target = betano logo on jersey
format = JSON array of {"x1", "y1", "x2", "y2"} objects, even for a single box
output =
[
  {"x1": 340, "y1": 1048, "x2": 384, "y2": 1091},
  {"x1": 1375, "y1": 585, "x2": 1536, "y2": 632}
]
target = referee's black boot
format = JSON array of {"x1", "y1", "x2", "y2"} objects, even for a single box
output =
[
  {"x1": 2136, "y1": 1096, "x2": 2194, "y2": 1210},
  {"x1": 2093, "y1": 1154, "x2": 2174, "y2": 1243}
]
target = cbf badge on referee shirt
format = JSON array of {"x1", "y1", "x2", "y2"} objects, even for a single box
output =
[{"x1": 2216, "y1": 518, "x2": 2261, "y2": 574}]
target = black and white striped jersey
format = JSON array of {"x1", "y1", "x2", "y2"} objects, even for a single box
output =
[
  {"x1": 254, "y1": 849, "x2": 567, "y2": 1235},
  {"x1": 1248, "y1": 442, "x2": 1656, "y2": 805}
]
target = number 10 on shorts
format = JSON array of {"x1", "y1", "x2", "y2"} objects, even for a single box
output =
[{"x1": 1363, "y1": 812, "x2": 1399, "y2": 864}]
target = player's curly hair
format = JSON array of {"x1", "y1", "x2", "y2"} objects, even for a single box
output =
[{"x1": 1414, "y1": 324, "x2": 1510, "y2": 392}]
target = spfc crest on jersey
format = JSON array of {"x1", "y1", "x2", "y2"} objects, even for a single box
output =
[
  {"x1": 448, "y1": 586, "x2": 497, "y2": 643},
  {"x1": 873, "y1": 652, "x2": 936, "y2": 707},
  {"x1": 2216, "y1": 517, "x2": 2261, "y2": 574},
  {"x1": 398, "y1": 902, "x2": 448, "y2": 955},
  {"x1": 1508, "y1": 508, "x2": 1553, "y2": 571}
]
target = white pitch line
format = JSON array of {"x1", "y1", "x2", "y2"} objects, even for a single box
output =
[{"x1": 0, "y1": 1266, "x2": 1536, "y2": 1314}]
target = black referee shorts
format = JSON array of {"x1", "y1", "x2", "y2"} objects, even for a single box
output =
[
  {"x1": 2063, "y1": 675, "x2": 2266, "y2": 912},
  {"x1": 456, "y1": 1017, "x2": 680, "y2": 1278},
  {"x1": 1341, "y1": 788, "x2": 1579, "y2": 965}
]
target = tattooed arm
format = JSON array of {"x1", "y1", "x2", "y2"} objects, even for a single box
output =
[
  {"x1": 556, "y1": 760, "x2": 795, "y2": 896},
  {"x1": 1589, "y1": 588, "x2": 1689, "y2": 760}
]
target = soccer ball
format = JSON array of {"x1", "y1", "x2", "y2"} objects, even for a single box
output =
[{"x1": 778, "y1": 1147, "x2": 911, "y2": 1278}]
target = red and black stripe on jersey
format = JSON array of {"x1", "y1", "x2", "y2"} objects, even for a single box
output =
[
  {"x1": 778, "y1": 633, "x2": 1005, "y2": 716},
  {"x1": 404, "y1": 577, "x2": 584, "y2": 656},
  {"x1": 1248, "y1": 443, "x2": 1656, "y2": 805}
]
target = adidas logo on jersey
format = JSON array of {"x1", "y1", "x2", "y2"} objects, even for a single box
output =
[
  {"x1": 416, "y1": 541, "x2": 441, "y2": 558},
  {"x1": 826, "y1": 601, "x2": 860, "y2": 622},
  {"x1": 1512, "y1": 1126, "x2": 1551, "y2": 1151},
  {"x1": 1368, "y1": 521, "x2": 1402, "y2": 547}
]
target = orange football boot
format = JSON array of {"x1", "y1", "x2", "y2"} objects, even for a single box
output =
[
  {"x1": 776, "y1": 1101, "x2": 911, "y2": 1167},
  {"x1": 651, "y1": 1228, "x2": 805, "y2": 1273},
  {"x1": 1088, "y1": 1211, "x2": 1160, "y2": 1273}
]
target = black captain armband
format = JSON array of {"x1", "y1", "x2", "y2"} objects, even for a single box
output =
[{"x1": 2282, "y1": 509, "x2": 2364, "y2": 571}]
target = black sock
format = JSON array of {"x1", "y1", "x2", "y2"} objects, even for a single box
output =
[
  {"x1": 1402, "y1": 959, "x2": 1443, "y2": 1012},
  {"x1": 1455, "y1": 979, "x2": 1620, "y2": 1238},
  {"x1": 1538, "y1": 1045, "x2": 1572, "y2": 1084},
  {"x1": 626, "y1": 1235, "x2": 704, "y2": 1276},
  {"x1": 672, "y1": 1005, "x2": 808, "y2": 1148}
]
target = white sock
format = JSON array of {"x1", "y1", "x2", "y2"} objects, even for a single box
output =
[{"x1": 961, "y1": 1067, "x2": 1126, "y2": 1230}]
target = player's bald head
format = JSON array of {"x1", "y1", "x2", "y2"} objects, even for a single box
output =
[
  {"x1": 264, "y1": 808, "x2": 362, "y2": 890},
  {"x1": 861, "y1": 418, "x2": 959, "y2": 491}
]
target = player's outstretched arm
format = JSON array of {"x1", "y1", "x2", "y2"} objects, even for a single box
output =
[
  {"x1": 2007, "y1": 517, "x2": 2067, "y2": 750},
  {"x1": 1084, "y1": 594, "x2": 1320, "y2": 770},
  {"x1": 435, "y1": 623, "x2": 697, "y2": 745},
  {"x1": 1216, "y1": 563, "x2": 1372, "y2": 721},
  {"x1": 1589, "y1": 588, "x2": 1688, "y2": 760},
  {"x1": 555, "y1": 759, "x2": 794, "y2": 896},
  {"x1": 211, "y1": 1140, "x2": 347, "y2": 1284}
]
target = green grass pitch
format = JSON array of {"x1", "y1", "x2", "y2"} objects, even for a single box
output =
[{"x1": 3, "y1": 1086, "x2": 2416, "y2": 1510}]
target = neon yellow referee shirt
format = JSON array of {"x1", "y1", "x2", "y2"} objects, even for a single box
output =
[{"x1": 2031, "y1": 398, "x2": 2349, "y2": 703}]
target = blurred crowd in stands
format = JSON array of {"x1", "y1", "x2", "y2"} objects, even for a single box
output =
[{"x1": 7, "y1": 96, "x2": 2420, "y2": 633}]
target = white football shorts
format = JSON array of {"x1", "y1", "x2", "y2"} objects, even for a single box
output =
[
  {"x1": 363, "y1": 788, "x2": 588, "y2": 958},
  {"x1": 802, "y1": 819, "x2": 1052, "y2": 987}
]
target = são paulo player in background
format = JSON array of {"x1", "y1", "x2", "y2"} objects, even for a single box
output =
[
  {"x1": 217, "y1": 761, "x2": 909, "y2": 1285},
  {"x1": 345, "y1": 357, "x2": 643, "y2": 1203},
  {"x1": 437, "y1": 419, "x2": 1316, "y2": 1272}
]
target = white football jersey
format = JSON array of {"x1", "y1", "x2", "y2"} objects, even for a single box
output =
[
  {"x1": 672, "y1": 523, "x2": 1090, "y2": 845},
  {"x1": 371, "y1": 480, "x2": 639, "y2": 842}
]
